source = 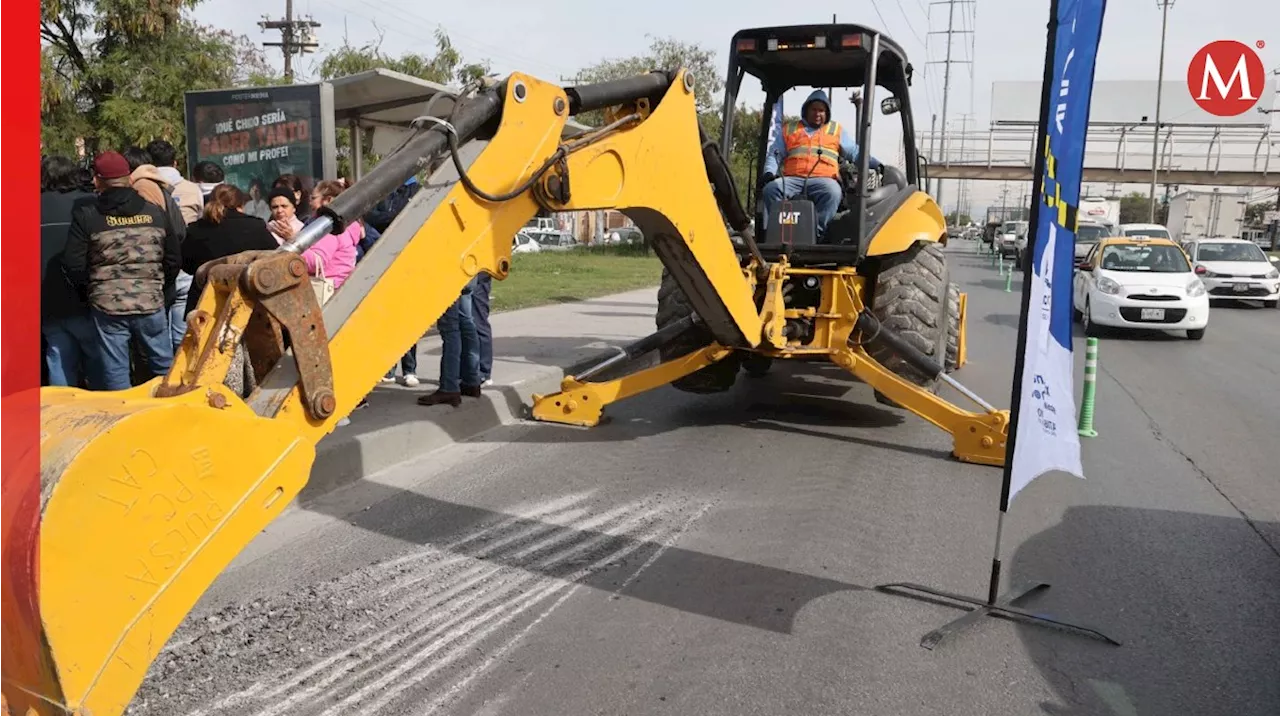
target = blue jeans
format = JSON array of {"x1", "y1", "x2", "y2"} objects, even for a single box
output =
[
  {"x1": 761, "y1": 176, "x2": 843, "y2": 238},
  {"x1": 169, "y1": 271, "x2": 193, "y2": 352},
  {"x1": 437, "y1": 289, "x2": 480, "y2": 393},
  {"x1": 471, "y1": 273, "x2": 493, "y2": 381},
  {"x1": 386, "y1": 345, "x2": 418, "y2": 378},
  {"x1": 43, "y1": 314, "x2": 98, "y2": 387},
  {"x1": 91, "y1": 308, "x2": 174, "y2": 391}
]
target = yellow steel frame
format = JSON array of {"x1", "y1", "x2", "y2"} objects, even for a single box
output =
[
  {"x1": 531, "y1": 260, "x2": 1008, "y2": 466},
  {"x1": 13, "y1": 70, "x2": 764, "y2": 716},
  {"x1": 16, "y1": 67, "x2": 1005, "y2": 716}
]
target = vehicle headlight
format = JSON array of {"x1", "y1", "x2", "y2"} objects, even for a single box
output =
[
  {"x1": 1097, "y1": 276, "x2": 1121, "y2": 295},
  {"x1": 1186, "y1": 278, "x2": 1206, "y2": 297},
  {"x1": 1267, "y1": 268, "x2": 1279, "y2": 279}
]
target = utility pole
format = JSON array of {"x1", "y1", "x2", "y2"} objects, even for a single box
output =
[
  {"x1": 928, "y1": 114, "x2": 938, "y2": 195},
  {"x1": 1149, "y1": 0, "x2": 1175, "y2": 222},
  {"x1": 927, "y1": 0, "x2": 975, "y2": 217},
  {"x1": 260, "y1": 0, "x2": 320, "y2": 83}
]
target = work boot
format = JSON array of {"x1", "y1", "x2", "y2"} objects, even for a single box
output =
[
  {"x1": 461, "y1": 384, "x2": 482, "y2": 398},
  {"x1": 417, "y1": 390, "x2": 462, "y2": 407}
]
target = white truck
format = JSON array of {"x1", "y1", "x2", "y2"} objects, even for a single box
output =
[
  {"x1": 1077, "y1": 196, "x2": 1120, "y2": 231},
  {"x1": 1166, "y1": 189, "x2": 1248, "y2": 242}
]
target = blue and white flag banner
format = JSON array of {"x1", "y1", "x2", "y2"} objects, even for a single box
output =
[{"x1": 1007, "y1": 0, "x2": 1107, "y2": 507}]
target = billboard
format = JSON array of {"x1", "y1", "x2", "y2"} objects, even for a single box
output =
[
  {"x1": 990, "y1": 80, "x2": 1275, "y2": 126},
  {"x1": 183, "y1": 83, "x2": 337, "y2": 199}
]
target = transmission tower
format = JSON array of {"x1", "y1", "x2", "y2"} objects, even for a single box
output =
[
  {"x1": 260, "y1": 0, "x2": 321, "y2": 83},
  {"x1": 926, "y1": 0, "x2": 975, "y2": 214}
]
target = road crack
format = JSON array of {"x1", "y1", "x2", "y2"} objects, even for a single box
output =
[{"x1": 1102, "y1": 364, "x2": 1280, "y2": 561}]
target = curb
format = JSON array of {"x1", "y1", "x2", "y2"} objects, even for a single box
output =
[{"x1": 297, "y1": 366, "x2": 568, "y2": 505}]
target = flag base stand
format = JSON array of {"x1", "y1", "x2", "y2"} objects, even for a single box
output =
[{"x1": 875, "y1": 579, "x2": 1122, "y2": 650}]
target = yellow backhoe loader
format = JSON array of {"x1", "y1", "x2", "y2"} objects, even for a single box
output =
[{"x1": 4, "y1": 24, "x2": 1007, "y2": 716}]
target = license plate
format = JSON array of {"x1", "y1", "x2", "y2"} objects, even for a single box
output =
[
  {"x1": 1140, "y1": 308, "x2": 1165, "y2": 321},
  {"x1": 1233, "y1": 283, "x2": 1251, "y2": 292}
]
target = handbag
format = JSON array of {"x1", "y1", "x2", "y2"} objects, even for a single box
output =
[{"x1": 311, "y1": 254, "x2": 335, "y2": 305}]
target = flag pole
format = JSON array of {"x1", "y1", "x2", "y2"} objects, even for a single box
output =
[
  {"x1": 986, "y1": 0, "x2": 1060, "y2": 597},
  {"x1": 874, "y1": 0, "x2": 1120, "y2": 650}
]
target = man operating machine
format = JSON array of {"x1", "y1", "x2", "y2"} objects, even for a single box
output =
[{"x1": 759, "y1": 89, "x2": 881, "y2": 241}]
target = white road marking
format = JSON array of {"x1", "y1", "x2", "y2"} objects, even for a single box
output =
[{"x1": 231, "y1": 497, "x2": 676, "y2": 716}]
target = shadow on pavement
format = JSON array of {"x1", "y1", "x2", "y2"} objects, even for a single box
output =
[
  {"x1": 983, "y1": 312, "x2": 1021, "y2": 328},
  {"x1": 976, "y1": 278, "x2": 1023, "y2": 292},
  {"x1": 305, "y1": 483, "x2": 867, "y2": 635},
  {"x1": 1067, "y1": 324, "x2": 1188, "y2": 341},
  {"x1": 1010, "y1": 506, "x2": 1280, "y2": 716},
  {"x1": 492, "y1": 361, "x2": 922, "y2": 452}
]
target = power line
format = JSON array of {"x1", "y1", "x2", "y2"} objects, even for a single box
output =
[
  {"x1": 927, "y1": 0, "x2": 975, "y2": 210},
  {"x1": 260, "y1": 0, "x2": 321, "y2": 83}
]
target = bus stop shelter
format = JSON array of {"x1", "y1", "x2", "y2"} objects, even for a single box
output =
[{"x1": 326, "y1": 68, "x2": 590, "y2": 181}]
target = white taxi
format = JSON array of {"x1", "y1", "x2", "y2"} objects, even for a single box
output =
[
  {"x1": 1072, "y1": 236, "x2": 1209, "y2": 340},
  {"x1": 1182, "y1": 238, "x2": 1280, "y2": 308}
]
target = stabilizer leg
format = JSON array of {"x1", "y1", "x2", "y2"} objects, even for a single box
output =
[
  {"x1": 532, "y1": 344, "x2": 733, "y2": 427},
  {"x1": 836, "y1": 311, "x2": 1009, "y2": 466}
]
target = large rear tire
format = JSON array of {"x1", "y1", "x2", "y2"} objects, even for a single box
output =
[
  {"x1": 655, "y1": 268, "x2": 740, "y2": 393},
  {"x1": 945, "y1": 282, "x2": 961, "y2": 373},
  {"x1": 868, "y1": 241, "x2": 951, "y2": 405}
]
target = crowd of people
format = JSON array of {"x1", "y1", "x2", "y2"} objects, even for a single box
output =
[{"x1": 40, "y1": 140, "x2": 495, "y2": 420}]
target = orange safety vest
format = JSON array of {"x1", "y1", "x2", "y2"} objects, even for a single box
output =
[{"x1": 781, "y1": 119, "x2": 843, "y2": 179}]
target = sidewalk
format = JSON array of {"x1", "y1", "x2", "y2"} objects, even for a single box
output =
[{"x1": 301, "y1": 287, "x2": 662, "y2": 503}]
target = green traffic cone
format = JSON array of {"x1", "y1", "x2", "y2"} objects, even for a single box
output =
[{"x1": 1078, "y1": 337, "x2": 1100, "y2": 438}]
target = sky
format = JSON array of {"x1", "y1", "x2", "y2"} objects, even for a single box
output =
[{"x1": 194, "y1": 0, "x2": 1280, "y2": 214}]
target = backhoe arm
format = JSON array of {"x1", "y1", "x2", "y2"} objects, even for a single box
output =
[{"x1": 6, "y1": 69, "x2": 762, "y2": 716}]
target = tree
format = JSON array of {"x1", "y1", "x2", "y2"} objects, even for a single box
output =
[
  {"x1": 945, "y1": 211, "x2": 973, "y2": 226},
  {"x1": 1118, "y1": 191, "x2": 1167, "y2": 225},
  {"x1": 1244, "y1": 200, "x2": 1272, "y2": 226},
  {"x1": 40, "y1": 0, "x2": 279, "y2": 161},
  {"x1": 316, "y1": 28, "x2": 490, "y2": 178},
  {"x1": 571, "y1": 36, "x2": 724, "y2": 130},
  {"x1": 572, "y1": 37, "x2": 786, "y2": 208}
]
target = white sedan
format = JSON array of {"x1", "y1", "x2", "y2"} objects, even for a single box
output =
[
  {"x1": 1072, "y1": 237, "x2": 1209, "y2": 340},
  {"x1": 1182, "y1": 238, "x2": 1280, "y2": 308}
]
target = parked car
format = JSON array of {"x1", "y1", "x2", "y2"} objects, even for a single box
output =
[
  {"x1": 512, "y1": 231, "x2": 542, "y2": 254},
  {"x1": 1182, "y1": 237, "x2": 1280, "y2": 307},
  {"x1": 1072, "y1": 236, "x2": 1209, "y2": 339}
]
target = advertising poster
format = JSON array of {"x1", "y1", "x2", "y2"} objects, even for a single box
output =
[{"x1": 183, "y1": 83, "x2": 335, "y2": 211}]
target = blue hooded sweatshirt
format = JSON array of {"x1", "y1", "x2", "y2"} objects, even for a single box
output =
[{"x1": 763, "y1": 89, "x2": 880, "y2": 177}]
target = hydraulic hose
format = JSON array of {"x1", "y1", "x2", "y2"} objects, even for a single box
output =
[{"x1": 283, "y1": 86, "x2": 504, "y2": 255}]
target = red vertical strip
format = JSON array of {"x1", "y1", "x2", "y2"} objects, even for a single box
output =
[{"x1": 2, "y1": 2, "x2": 52, "y2": 713}]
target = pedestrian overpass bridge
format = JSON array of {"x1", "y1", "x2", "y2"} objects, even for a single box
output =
[{"x1": 921, "y1": 122, "x2": 1278, "y2": 188}]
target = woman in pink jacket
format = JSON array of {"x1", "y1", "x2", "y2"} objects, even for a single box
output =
[{"x1": 300, "y1": 179, "x2": 363, "y2": 289}]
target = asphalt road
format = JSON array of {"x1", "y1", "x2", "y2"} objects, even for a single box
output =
[{"x1": 130, "y1": 242, "x2": 1280, "y2": 716}]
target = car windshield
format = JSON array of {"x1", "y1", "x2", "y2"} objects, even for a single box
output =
[
  {"x1": 1076, "y1": 224, "x2": 1107, "y2": 243},
  {"x1": 1196, "y1": 242, "x2": 1267, "y2": 262},
  {"x1": 1099, "y1": 244, "x2": 1190, "y2": 273},
  {"x1": 1124, "y1": 227, "x2": 1171, "y2": 240}
]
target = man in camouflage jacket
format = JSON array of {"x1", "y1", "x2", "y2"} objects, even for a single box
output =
[{"x1": 62, "y1": 151, "x2": 182, "y2": 391}]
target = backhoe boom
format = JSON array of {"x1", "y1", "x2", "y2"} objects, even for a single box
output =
[{"x1": 7, "y1": 69, "x2": 763, "y2": 716}]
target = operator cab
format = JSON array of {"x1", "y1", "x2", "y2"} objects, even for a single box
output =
[{"x1": 720, "y1": 24, "x2": 922, "y2": 265}]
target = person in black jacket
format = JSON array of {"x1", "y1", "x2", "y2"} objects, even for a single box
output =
[
  {"x1": 181, "y1": 183, "x2": 278, "y2": 317},
  {"x1": 61, "y1": 151, "x2": 182, "y2": 391},
  {"x1": 40, "y1": 155, "x2": 97, "y2": 387}
]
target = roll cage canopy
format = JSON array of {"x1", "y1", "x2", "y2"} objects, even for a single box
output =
[
  {"x1": 718, "y1": 23, "x2": 923, "y2": 251},
  {"x1": 726, "y1": 23, "x2": 915, "y2": 95}
]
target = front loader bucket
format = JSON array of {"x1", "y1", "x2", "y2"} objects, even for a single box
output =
[{"x1": 3, "y1": 383, "x2": 317, "y2": 716}]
